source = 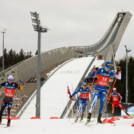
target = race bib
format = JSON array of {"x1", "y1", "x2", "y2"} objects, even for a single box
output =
[{"x1": 97, "y1": 75, "x2": 110, "y2": 87}]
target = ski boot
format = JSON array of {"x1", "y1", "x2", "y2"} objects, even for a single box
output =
[
  {"x1": 97, "y1": 114, "x2": 103, "y2": 124},
  {"x1": 80, "y1": 113, "x2": 84, "y2": 121},
  {"x1": 7, "y1": 119, "x2": 11, "y2": 127},
  {"x1": 112, "y1": 113, "x2": 115, "y2": 117},
  {"x1": 74, "y1": 116, "x2": 79, "y2": 123},
  {"x1": 86, "y1": 113, "x2": 91, "y2": 123},
  {"x1": 0, "y1": 115, "x2": 2, "y2": 124}
]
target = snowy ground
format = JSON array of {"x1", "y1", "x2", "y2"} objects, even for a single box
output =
[{"x1": 0, "y1": 118, "x2": 134, "y2": 134}]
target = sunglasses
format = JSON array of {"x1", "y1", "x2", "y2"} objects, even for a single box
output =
[{"x1": 8, "y1": 80, "x2": 13, "y2": 82}]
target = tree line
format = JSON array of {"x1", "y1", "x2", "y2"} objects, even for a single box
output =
[{"x1": 0, "y1": 48, "x2": 33, "y2": 71}]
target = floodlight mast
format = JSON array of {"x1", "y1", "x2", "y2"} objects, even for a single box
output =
[
  {"x1": 1, "y1": 28, "x2": 6, "y2": 71},
  {"x1": 30, "y1": 11, "x2": 48, "y2": 117},
  {"x1": 124, "y1": 45, "x2": 131, "y2": 104}
]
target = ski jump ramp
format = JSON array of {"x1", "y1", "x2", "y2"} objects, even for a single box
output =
[
  {"x1": 69, "y1": 12, "x2": 132, "y2": 61},
  {"x1": 17, "y1": 12, "x2": 132, "y2": 118}
]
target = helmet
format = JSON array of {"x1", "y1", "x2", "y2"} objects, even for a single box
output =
[
  {"x1": 8, "y1": 75, "x2": 14, "y2": 81},
  {"x1": 82, "y1": 82, "x2": 87, "y2": 86},
  {"x1": 113, "y1": 87, "x2": 117, "y2": 91},
  {"x1": 105, "y1": 61, "x2": 112, "y2": 69}
]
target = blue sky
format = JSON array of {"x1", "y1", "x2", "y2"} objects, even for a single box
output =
[{"x1": 0, "y1": 0, "x2": 134, "y2": 60}]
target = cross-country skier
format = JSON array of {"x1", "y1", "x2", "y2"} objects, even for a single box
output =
[
  {"x1": 0, "y1": 75, "x2": 23, "y2": 126},
  {"x1": 69, "y1": 82, "x2": 93, "y2": 122},
  {"x1": 108, "y1": 87, "x2": 130, "y2": 116},
  {"x1": 86, "y1": 61, "x2": 121, "y2": 123}
]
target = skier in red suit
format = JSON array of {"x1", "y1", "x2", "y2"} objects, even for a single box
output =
[{"x1": 108, "y1": 87, "x2": 129, "y2": 116}]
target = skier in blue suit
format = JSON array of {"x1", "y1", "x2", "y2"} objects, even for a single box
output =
[
  {"x1": 70, "y1": 82, "x2": 93, "y2": 122},
  {"x1": 87, "y1": 61, "x2": 121, "y2": 123}
]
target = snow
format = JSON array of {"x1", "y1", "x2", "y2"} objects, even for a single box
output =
[
  {"x1": 0, "y1": 118, "x2": 134, "y2": 134},
  {"x1": 21, "y1": 57, "x2": 104, "y2": 119}
]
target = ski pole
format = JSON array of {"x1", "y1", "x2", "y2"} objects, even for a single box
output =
[
  {"x1": 87, "y1": 69, "x2": 97, "y2": 100},
  {"x1": 90, "y1": 70, "x2": 97, "y2": 91},
  {"x1": 67, "y1": 85, "x2": 73, "y2": 100},
  {"x1": 107, "y1": 70, "x2": 121, "y2": 101}
]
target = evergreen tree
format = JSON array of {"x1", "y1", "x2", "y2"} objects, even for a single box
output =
[
  {"x1": 8, "y1": 49, "x2": 14, "y2": 67},
  {"x1": 4, "y1": 48, "x2": 8, "y2": 68},
  {"x1": 18, "y1": 49, "x2": 25, "y2": 61},
  {"x1": 35, "y1": 50, "x2": 38, "y2": 55},
  {"x1": 0, "y1": 49, "x2": 33, "y2": 71}
]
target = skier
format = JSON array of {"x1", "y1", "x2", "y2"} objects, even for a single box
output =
[
  {"x1": 69, "y1": 82, "x2": 93, "y2": 122},
  {"x1": 0, "y1": 75, "x2": 23, "y2": 126},
  {"x1": 86, "y1": 61, "x2": 121, "y2": 123},
  {"x1": 108, "y1": 87, "x2": 130, "y2": 116}
]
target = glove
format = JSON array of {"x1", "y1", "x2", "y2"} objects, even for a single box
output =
[
  {"x1": 69, "y1": 95, "x2": 73, "y2": 100},
  {"x1": 85, "y1": 78, "x2": 88, "y2": 82},
  {"x1": 117, "y1": 71, "x2": 121, "y2": 80},
  {"x1": 69, "y1": 95, "x2": 72, "y2": 98},
  {"x1": 95, "y1": 67, "x2": 99, "y2": 71},
  {"x1": 20, "y1": 86, "x2": 24, "y2": 90}
]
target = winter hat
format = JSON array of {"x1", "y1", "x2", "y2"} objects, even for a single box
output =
[
  {"x1": 8, "y1": 75, "x2": 14, "y2": 81},
  {"x1": 82, "y1": 82, "x2": 87, "y2": 86},
  {"x1": 113, "y1": 87, "x2": 117, "y2": 91},
  {"x1": 105, "y1": 61, "x2": 112, "y2": 69}
]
